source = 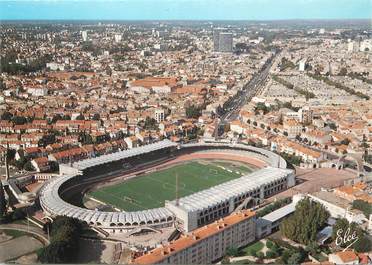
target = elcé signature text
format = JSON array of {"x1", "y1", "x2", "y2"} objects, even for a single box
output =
[{"x1": 335, "y1": 227, "x2": 359, "y2": 252}]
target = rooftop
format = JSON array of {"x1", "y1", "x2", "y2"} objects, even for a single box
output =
[
  {"x1": 166, "y1": 166, "x2": 293, "y2": 213},
  {"x1": 71, "y1": 139, "x2": 177, "y2": 170},
  {"x1": 133, "y1": 209, "x2": 256, "y2": 265}
]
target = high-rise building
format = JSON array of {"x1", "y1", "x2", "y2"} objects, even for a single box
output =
[
  {"x1": 213, "y1": 28, "x2": 222, "y2": 51},
  {"x1": 114, "y1": 34, "x2": 122, "y2": 43},
  {"x1": 347, "y1": 41, "x2": 354, "y2": 53},
  {"x1": 298, "y1": 106, "x2": 313, "y2": 124},
  {"x1": 219, "y1": 32, "x2": 233, "y2": 52},
  {"x1": 81, "y1": 30, "x2": 88, "y2": 42},
  {"x1": 213, "y1": 29, "x2": 233, "y2": 52},
  {"x1": 299, "y1": 58, "x2": 306, "y2": 72},
  {"x1": 154, "y1": 109, "x2": 165, "y2": 123}
]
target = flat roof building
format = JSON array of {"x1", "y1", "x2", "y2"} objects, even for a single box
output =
[
  {"x1": 166, "y1": 167, "x2": 295, "y2": 232},
  {"x1": 213, "y1": 29, "x2": 233, "y2": 53}
]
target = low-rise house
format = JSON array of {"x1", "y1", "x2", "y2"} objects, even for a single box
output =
[
  {"x1": 329, "y1": 250, "x2": 370, "y2": 265},
  {"x1": 124, "y1": 136, "x2": 138, "y2": 149},
  {"x1": 31, "y1": 157, "x2": 50, "y2": 172},
  {"x1": 308, "y1": 191, "x2": 365, "y2": 224},
  {"x1": 48, "y1": 147, "x2": 88, "y2": 164},
  {"x1": 302, "y1": 129, "x2": 332, "y2": 145},
  {"x1": 334, "y1": 182, "x2": 372, "y2": 203},
  {"x1": 22, "y1": 147, "x2": 44, "y2": 160},
  {"x1": 283, "y1": 119, "x2": 302, "y2": 139},
  {"x1": 230, "y1": 120, "x2": 245, "y2": 135}
]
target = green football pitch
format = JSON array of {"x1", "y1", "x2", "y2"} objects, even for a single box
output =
[{"x1": 88, "y1": 160, "x2": 253, "y2": 211}]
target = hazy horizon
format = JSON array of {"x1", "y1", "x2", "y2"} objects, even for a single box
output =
[{"x1": 0, "y1": 0, "x2": 371, "y2": 21}]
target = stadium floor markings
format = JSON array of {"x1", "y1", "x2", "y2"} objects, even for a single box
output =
[
  {"x1": 90, "y1": 161, "x2": 249, "y2": 211},
  {"x1": 110, "y1": 182, "x2": 169, "y2": 209},
  {"x1": 92, "y1": 189, "x2": 149, "y2": 210},
  {"x1": 144, "y1": 173, "x2": 195, "y2": 193}
]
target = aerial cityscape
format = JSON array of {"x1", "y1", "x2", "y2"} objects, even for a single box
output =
[{"x1": 0, "y1": 0, "x2": 371, "y2": 264}]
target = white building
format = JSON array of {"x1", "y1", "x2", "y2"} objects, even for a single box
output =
[
  {"x1": 114, "y1": 34, "x2": 122, "y2": 43},
  {"x1": 81, "y1": 30, "x2": 88, "y2": 42},
  {"x1": 154, "y1": 109, "x2": 165, "y2": 123},
  {"x1": 152, "y1": 85, "x2": 172, "y2": 94},
  {"x1": 27, "y1": 87, "x2": 48, "y2": 97},
  {"x1": 298, "y1": 106, "x2": 313, "y2": 124},
  {"x1": 308, "y1": 191, "x2": 366, "y2": 224},
  {"x1": 299, "y1": 59, "x2": 306, "y2": 72},
  {"x1": 360, "y1": 39, "x2": 372, "y2": 52},
  {"x1": 347, "y1": 41, "x2": 354, "y2": 53},
  {"x1": 165, "y1": 167, "x2": 295, "y2": 232},
  {"x1": 46, "y1": 62, "x2": 65, "y2": 71},
  {"x1": 256, "y1": 201, "x2": 296, "y2": 238}
]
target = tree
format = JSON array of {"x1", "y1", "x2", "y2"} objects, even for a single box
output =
[
  {"x1": 225, "y1": 246, "x2": 240, "y2": 257},
  {"x1": 328, "y1": 123, "x2": 337, "y2": 131},
  {"x1": 38, "y1": 216, "x2": 82, "y2": 263},
  {"x1": 254, "y1": 102, "x2": 270, "y2": 115},
  {"x1": 78, "y1": 132, "x2": 93, "y2": 145},
  {"x1": 38, "y1": 134, "x2": 56, "y2": 147},
  {"x1": 11, "y1": 115, "x2": 27, "y2": 125},
  {"x1": 305, "y1": 241, "x2": 319, "y2": 256},
  {"x1": 338, "y1": 67, "x2": 348, "y2": 76},
  {"x1": 1, "y1": 111, "x2": 13, "y2": 121},
  {"x1": 280, "y1": 198, "x2": 330, "y2": 245},
  {"x1": 92, "y1": 113, "x2": 100, "y2": 121},
  {"x1": 0, "y1": 78, "x2": 6, "y2": 90},
  {"x1": 24, "y1": 161, "x2": 35, "y2": 171},
  {"x1": 0, "y1": 181, "x2": 7, "y2": 220},
  {"x1": 352, "y1": 200, "x2": 372, "y2": 218},
  {"x1": 49, "y1": 161, "x2": 59, "y2": 172},
  {"x1": 332, "y1": 218, "x2": 371, "y2": 252},
  {"x1": 15, "y1": 156, "x2": 28, "y2": 170},
  {"x1": 186, "y1": 105, "x2": 201, "y2": 119},
  {"x1": 266, "y1": 250, "x2": 278, "y2": 259},
  {"x1": 256, "y1": 252, "x2": 264, "y2": 259},
  {"x1": 281, "y1": 249, "x2": 292, "y2": 264},
  {"x1": 354, "y1": 235, "x2": 371, "y2": 252},
  {"x1": 75, "y1": 114, "x2": 85, "y2": 120},
  {"x1": 38, "y1": 241, "x2": 70, "y2": 263},
  {"x1": 143, "y1": 117, "x2": 157, "y2": 130},
  {"x1": 287, "y1": 252, "x2": 303, "y2": 265},
  {"x1": 51, "y1": 114, "x2": 62, "y2": 124}
]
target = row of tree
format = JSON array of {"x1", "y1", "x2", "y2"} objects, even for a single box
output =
[
  {"x1": 256, "y1": 197, "x2": 292, "y2": 217},
  {"x1": 0, "y1": 54, "x2": 52, "y2": 74},
  {"x1": 352, "y1": 200, "x2": 372, "y2": 219},
  {"x1": 280, "y1": 198, "x2": 330, "y2": 245},
  {"x1": 307, "y1": 73, "x2": 370, "y2": 100},
  {"x1": 272, "y1": 75, "x2": 315, "y2": 100}
]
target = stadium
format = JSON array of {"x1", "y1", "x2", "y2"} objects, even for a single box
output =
[{"x1": 39, "y1": 140, "x2": 295, "y2": 234}]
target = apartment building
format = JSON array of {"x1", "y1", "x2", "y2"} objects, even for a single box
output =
[{"x1": 132, "y1": 210, "x2": 256, "y2": 264}]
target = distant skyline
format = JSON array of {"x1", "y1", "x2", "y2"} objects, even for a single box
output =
[{"x1": 0, "y1": 0, "x2": 371, "y2": 21}]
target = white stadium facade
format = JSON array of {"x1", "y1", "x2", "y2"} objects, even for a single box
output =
[{"x1": 39, "y1": 140, "x2": 295, "y2": 234}]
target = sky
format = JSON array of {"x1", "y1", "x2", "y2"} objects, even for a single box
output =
[{"x1": 0, "y1": 0, "x2": 371, "y2": 21}]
